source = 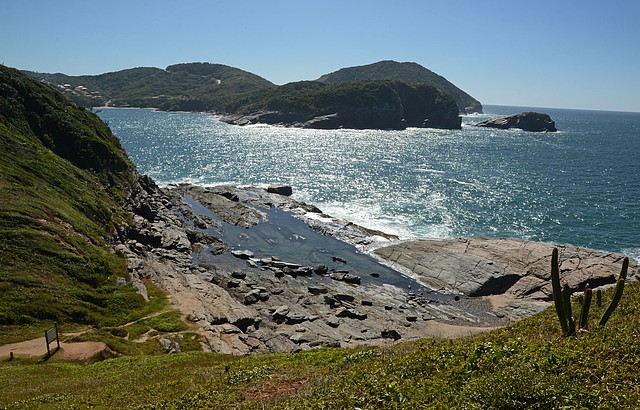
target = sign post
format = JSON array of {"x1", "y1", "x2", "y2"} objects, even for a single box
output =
[{"x1": 44, "y1": 323, "x2": 60, "y2": 357}]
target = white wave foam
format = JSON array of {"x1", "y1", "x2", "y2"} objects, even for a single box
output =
[{"x1": 622, "y1": 248, "x2": 640, "y2": 264}]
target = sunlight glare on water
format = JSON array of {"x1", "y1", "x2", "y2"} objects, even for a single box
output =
[{"x1": 99, "y1": 106, "x2": 640, "y2": 257}]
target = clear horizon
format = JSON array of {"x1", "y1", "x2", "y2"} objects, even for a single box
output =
[{"x1": 2, "y1": 0, "x2": 639, "y2": 113}]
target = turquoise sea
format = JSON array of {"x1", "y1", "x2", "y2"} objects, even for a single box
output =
[{"x1": 98, "y1": 106, "x2": 640, "y2": 261}]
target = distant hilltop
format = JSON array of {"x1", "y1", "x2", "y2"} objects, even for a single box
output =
[
  {"x1": 24, "y1": 60, "x2": 482, "y2": 130},
  {"x1": 318, "y1": 60, "x2": 482, "y2": 114}
]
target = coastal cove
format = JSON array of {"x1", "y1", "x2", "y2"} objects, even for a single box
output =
[{"x1": 99, "y1": 105, "x2": 640, "y2": 261}]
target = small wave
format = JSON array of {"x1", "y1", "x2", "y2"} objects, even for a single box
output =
[
  {"x1": 315, "y1": 201, "x2": 416, "y2": 240},
  {"x1": 448, "y1": 178, "x2": 476, "y2": 187},
  {"x1": 415, "y1": 168, "x2": 445, "y2": 174},
  {"x1": 622, "y1": 248, "x2": 640, "y2": 264}
]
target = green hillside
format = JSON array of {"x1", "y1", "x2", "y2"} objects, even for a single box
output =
[
  {"x1": 24, "y1": 62, "x2": 276, "y2": 112},
  {"x1": 318, "y1": 60, "x2": 483, "y2": 114},
  {"x1": 0, "y1": 65, "x2": 160, "y2": 340}
]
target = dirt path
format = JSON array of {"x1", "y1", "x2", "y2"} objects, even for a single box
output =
[{"x1": 0, "y1": 337, "x2": 109, "y2": 362}]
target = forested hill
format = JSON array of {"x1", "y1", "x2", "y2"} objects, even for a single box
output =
[
  {"x1": 24, "y1": 62, "x2": 276, "y2": 112},
  {"x1": 318, "y1": 60, "x2": 482, "y2": 114}
]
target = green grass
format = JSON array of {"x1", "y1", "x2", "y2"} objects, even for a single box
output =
[{"x1": 1, "y1": 281, "x2": 638, "y2": 409}]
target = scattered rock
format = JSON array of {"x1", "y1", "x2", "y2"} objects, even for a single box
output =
[
  {"x1": 227, "y1": 279, "x2": 241, "y2": 288},
  {"x1": 159, "y1": 337, "x2": 181, "y2": 354},
  {"x1": 243, "y1": 288, "x2": 269, "y2": 305},
  {"x1": 326, "y1": 317, "x2": 341, "y2": 328},
  {"x1": 308, "y1": 286, "x2": 329, "y2": 295},
  {"x1": 231, "y1": 271, "x2": 247, "y2": 279}
]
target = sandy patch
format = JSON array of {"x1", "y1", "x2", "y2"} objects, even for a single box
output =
[{"x1": 0, "y1": 337, "x2": 109, "y2": 361}]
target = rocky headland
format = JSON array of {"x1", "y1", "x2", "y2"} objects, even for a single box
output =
[
  {"x1": 474, "y1": 112, "x2": 557, "y2": 132},
  {"x1": 221, "y1": 81, "x2": 462, "y2": 130},
  {"x1": 116, "y1": 176, "x2": 636, "y2": 354}
]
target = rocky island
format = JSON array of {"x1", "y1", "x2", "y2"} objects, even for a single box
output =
[{"x1": 474, "y1": 112, "x2": 557, "y2": 132}]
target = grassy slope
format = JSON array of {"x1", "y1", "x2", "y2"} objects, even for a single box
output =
[
  {"x1": 1, "y1": 280, "x2": 637, "y2": 409},
  {"x1": 0, "y1": 65, "x2": 190, "y2": 346}
]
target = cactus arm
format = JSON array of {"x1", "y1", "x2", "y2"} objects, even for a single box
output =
[
  {"x1": 563, "y1": 284, "x2": 576, "y2": 336},
  {"x1": 620, "y1": 257, "x2": 629, "y2": 280},
  {"x1": 579, "y1": 288, "x2": 592, "y2": 329},
  {"x1": 599, "y1": 279, "x2": 625, "y2": 326},
  {"x1": 551, "y1": 248, "x2": 569, "y2": 335}
]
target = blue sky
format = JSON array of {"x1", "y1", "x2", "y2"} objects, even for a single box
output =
[{"x1": 2, "y1": 0, "x2": 639, "y2": 112}]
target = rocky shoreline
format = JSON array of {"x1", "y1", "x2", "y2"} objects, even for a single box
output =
[{"x1": 115, "y1": 176, "x2": 636, "y2": 354}]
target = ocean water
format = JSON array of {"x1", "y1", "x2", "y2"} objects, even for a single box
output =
[{"x1": 98, "y1": 106, "x2": 640, "y2": 260}]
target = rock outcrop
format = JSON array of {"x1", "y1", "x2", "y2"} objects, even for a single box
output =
[
  {"x1": 118, "y1": 178, "x2": 506, "y2": 354},
  {"x1": 118, "y1": 178, "x2": 635, "y2": 353},
  {"x1": 375, "y1": 237, "x2": 636, "y2": 320},
  {"x1": 474, "y1": 112, "x2": 557, "y2": 132}
]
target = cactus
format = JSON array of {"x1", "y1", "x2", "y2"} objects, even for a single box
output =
[
  {"x1": 598, "y1": 256, "x2": 628, "y2": 326},
  {"x1": 551, "y1": 249, "x2": 628, "y2": 333},
  {"x1": 619, "y1": 257, "x2": 629, "y2": 280},
  {"x1": 562, "y1": 284, "x2": 576, "y2": 336},
  {"x1": 551, "y1": 248, "x2": 570, "y2": 336},
  {"x1": 579, "y1": 287, "x2": 592, "y2": 329}
]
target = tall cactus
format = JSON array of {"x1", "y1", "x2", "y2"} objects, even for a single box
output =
[
  {"x1": 562, "y1": 284, "x2": 576, "y2": 336},
  {"x1": 551, "y1": 248, "x2": 570, "y2": 336},
  {"x1": 599, "y1": 257, "x2": 628, "y2": 326},
  {"x1": 579, "y1": 287, "x2": 592, "y2": 329}
]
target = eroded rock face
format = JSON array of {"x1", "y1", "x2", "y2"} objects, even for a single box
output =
[
  {"x1": 474, "y1": 112, "x2": 557, "y2": 132},
  {"x1": 375, "y1": 237, "x2": 637, "y2": 319}
]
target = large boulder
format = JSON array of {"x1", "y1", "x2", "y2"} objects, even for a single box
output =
[
  {"x1": 474, "y1": 112, "x2": 557, "y2": 132},
  {"x1": 374, "y1": 237, "x2": 636, "y2": 300}
]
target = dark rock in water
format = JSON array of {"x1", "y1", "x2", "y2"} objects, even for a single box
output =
[
  {"x1": 231, "y1": 249, "x2": 254, "y2": 259},
  {"x1": 267, "y1": 186, "x2": 293, "y2": 196},
  {"x1": 330, "y1": 271, "x2": 361, "y2": 284},
  {"x1": 314, "y1": 264, "x2": 329, "y2": 275},
  {"x1": 474, "y1": 112, "x2": 557, "y2": 132}
]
